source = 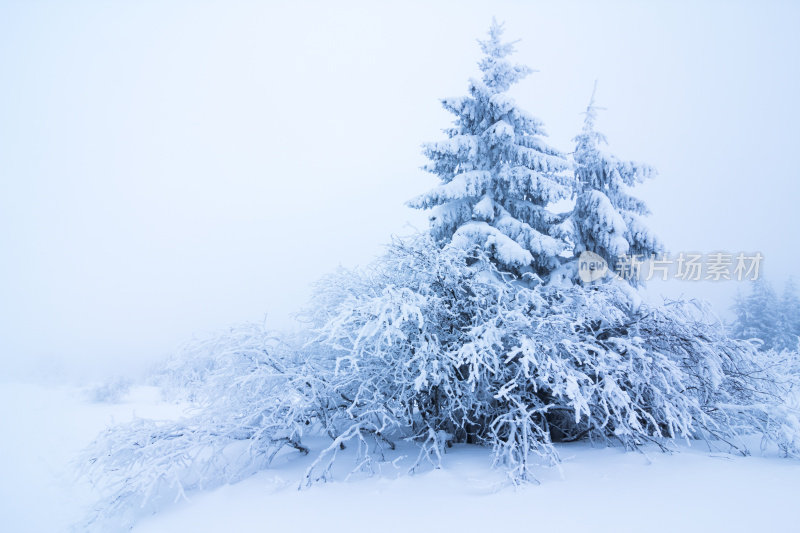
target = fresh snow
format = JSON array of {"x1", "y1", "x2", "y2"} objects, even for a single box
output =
[{"x1": 2, "y1": 381, "x2": 799, "y2": 532}]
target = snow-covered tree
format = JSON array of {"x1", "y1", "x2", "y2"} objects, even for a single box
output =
[
  {"x1": 779, "y1": 279, "x2": 800, "y2": 350},
  {"x1": 408, "y1": 19, "x2": 571, "y2": 278},
  {"x1": 732, "y1": 278, "x2": 800, "y2": 351},
  {"x1": 731, "y1": 279, "x2": 782, "y2": 350},
  {"x1": 566, "y1": 84, "x2": 660, "y2": 280}
]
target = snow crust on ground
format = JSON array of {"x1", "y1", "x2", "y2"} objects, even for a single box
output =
[{"x1": 2, "y1": 382, "x2": 798, "y2": 533}]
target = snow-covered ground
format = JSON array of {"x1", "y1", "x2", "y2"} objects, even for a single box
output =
[
  {"x1": 2, "y1": 382, "x2": 799, "y2": 533},
  {"x1": 0, "y1": 383, "x2": 184, "y2": 532}
]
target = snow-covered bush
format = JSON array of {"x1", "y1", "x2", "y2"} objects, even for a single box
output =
[
  {"x1": 86, "y1": 376, "x2": 132, "y2": 404},
  {"x1": 80, "y1": 235, "x2": 800, "y2": 529},
  {"x1": 151, "y1": 322, "x2": 287, "y2": 403},
  {"x1": 81, "y1": 324, "x2": 324, "y2": 529},
  {"x1": 310, "y1": 236, "x2": 800, "y2": 478}
]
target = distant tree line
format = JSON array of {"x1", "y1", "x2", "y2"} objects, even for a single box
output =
[{"x1": 731, "y1": 279, "x2": 800, "y2": 351}]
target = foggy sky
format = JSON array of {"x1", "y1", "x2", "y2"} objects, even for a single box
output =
[{"x1": 2, "y1": 0, "x2": 799, "y2": 381}]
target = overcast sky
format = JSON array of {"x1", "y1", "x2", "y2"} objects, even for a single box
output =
[{"x1": 2, "y1": 0, "x2": 799, "y2": 381}]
